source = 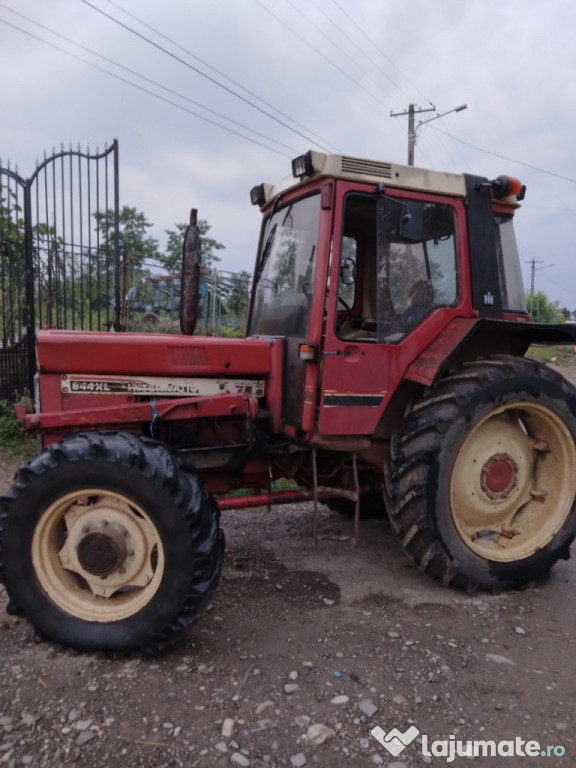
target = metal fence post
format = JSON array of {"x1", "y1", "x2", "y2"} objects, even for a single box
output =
[
  {"x1": 113, "y1": 139, "x2": 121, "y2": 331},
  {"x1": 23, "y1": 184, "x2": 36, "y2": 396}
]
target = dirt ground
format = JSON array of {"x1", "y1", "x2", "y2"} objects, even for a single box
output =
[{"x1": 0, "y1": 362, "x2": 575, "y2": 768}]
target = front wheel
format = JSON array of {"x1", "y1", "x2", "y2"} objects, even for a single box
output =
[
  {"x1": 388, "y1": 356, "x2": 576, "y2": 591},
  {"x1": 0, "y1": 432, "x2": 224, "y2": 653}
]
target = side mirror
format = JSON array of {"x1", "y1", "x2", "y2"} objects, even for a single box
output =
[
  {"x1": 399, "y1": 201, "x2": 424, "y2": 242},
  {"x1": 339, "y1": 255, "x2": 356, "y2": 286}
]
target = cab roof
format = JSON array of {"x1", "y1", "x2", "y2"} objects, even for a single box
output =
[{"x1": 251, "y1": 150, "x2": 522, "y2": 208}]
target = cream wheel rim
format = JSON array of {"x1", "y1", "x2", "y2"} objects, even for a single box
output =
[
  {"x1": 32, "y1": 489, "x2": 165, "y2": 622},
  {"x1": 450, "y1": 401, "x2": 576, "y2": 562}
]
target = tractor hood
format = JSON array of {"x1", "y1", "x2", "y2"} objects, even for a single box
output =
[{"x1": 35, "y1": 330, "x2": 272, "y2": 378}]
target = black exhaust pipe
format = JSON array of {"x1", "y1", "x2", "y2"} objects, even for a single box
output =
[{"x1": 180, "y1": 208, "x2": 201, "y2": 335}]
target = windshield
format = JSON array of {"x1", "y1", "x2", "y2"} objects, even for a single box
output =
[{"x1": 249, "y1": 194, "x2": 321, "y2": 337}]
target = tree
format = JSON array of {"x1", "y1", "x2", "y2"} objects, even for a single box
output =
[
  {"x1": 162, "y1": 220, "x2": 224, "y2": 273},
  {"x1": 0, "y1": 191, "x2": 27, "y2": 343},
  {"x1": 222, "y1": 270, "x2": 251, "y2": 331},
  {"x1": 95, "y1": 206, "x2": 161, "y2": 270},
  {"x1": 92, "y1": 206, "x2": 162, "y2": 324},
  {"x1": 1, "y1": 187, "x2": 63, "y2": 337},
  {"x1": 526, "y1": 291, "x2": 562, "y2": 324}
]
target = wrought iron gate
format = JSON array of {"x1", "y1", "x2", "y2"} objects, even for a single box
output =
[{"x1": 0, "y1": 141, "x2": 120, "y2": 399}]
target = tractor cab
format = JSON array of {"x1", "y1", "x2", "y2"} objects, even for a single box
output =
[{"x1": 248, "y1": 151, "x2": 528, "y2": 440}]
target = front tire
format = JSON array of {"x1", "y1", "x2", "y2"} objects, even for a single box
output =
[
  {"x1": 388, "y1": 356, "x2": 576, "y2": 590},
  {"x1": 0, "y1": 432, "x2": 224, "y2": 653}
]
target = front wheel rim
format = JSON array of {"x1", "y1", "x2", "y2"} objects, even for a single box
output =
[
  {"x1": 32, "y1": 489, "x2": 165, "y2": 622},
  {"x1": 450, "y1": 401, "x2": 576, "y2": 562}
]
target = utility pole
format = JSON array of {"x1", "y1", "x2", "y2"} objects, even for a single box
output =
[
  {"x1": 391, "y1": 104, "x2": 435, "y2": 166},
  {"x1": 525, "y1": 259, "x2": 554, "y2": 322},
  {"x1": 391, "y1": 103, "x2": 467, "y2": 165},
  {"x1": 525, "y1": 259, "x2": 543, "y2": 296}
]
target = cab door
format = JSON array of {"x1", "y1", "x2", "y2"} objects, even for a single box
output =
[
  {"x1": 317, "y1": 182, "x2": 462, "y2": 436},
  {"x1": 318, "y1": 184, "x2": 389, "y2": 436}
]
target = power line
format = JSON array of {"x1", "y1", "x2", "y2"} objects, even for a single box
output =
[
  {"x1": 430, "y1": 126, "x2": 576, "y2": 184},
  {"x1": 282, "y1": 0, "x2": 400, "y2": 107},
  {"x1": 537, "y1": 270, "x2": 576, "y2": 308},
  {"x1": 0, "y1": 2, "x2": 299, "y2": 156},
  {"x1": 287, "y1": 0, "x2": 456, "y2": 167},
  {"x1": 253, "y1": 0, "x2": 395, "y2": 114},
  {"x1": 105, "y1": 0, "x2": 467, "y2": 171},
  {"x1": 79, "y1": 0, "x2": 333, "y2": 152},
  {"x1": 104, "y1": 0, "x2": 340, "y2": 154},
  {"x1": 329, "y1": 0, "x2": 433, "y2": 106},
  {"x1": 0, "y1": 17, "x2": 292, "y2": 159},
  {"x1": 422, "y1": 116, "x2": 472, "y2": 172},
  {"x1": 327, "y1": 0, "x2": 473, "y2": 169},
  {"x1": 316, "y1": 0, "x2": 411, "y2": 105}
]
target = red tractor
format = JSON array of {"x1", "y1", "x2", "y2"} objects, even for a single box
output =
[{"x1": 3, "y1": 150, "x2": 576, "y2": 653}]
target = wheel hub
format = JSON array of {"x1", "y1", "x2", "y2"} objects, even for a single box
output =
[
  {"x1": 52, "y1": 495, "x2": 160, "y2": 602},
  {"x1": 481, "y1": 453, "x2": 519, "y2": 499},
  {"x1": 450, "y1": 400, "x2": 576, "y2": 563},
  {"x1": 76, "y1": 523, "x2": 127, "y2": 577}
]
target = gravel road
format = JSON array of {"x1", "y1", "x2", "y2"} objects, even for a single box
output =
[{"x1": 0, "y1": 361, "x2": 574, "y2": 768}]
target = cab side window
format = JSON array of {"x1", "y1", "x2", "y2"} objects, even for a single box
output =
[
  {"x1": 377, "y1": 200, "x2": 458, "y2": 342},
  {"x1": 335, "y1": 195, "x2": 378, "y2": 340},
  {"x1": 335, "y1": 193, "x2": 458, "y2": 343},
  {"x1": 495, "y1": 214, "x2": 527, "y2": 313}
]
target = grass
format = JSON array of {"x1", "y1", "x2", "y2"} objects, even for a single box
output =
[
  {"x1": 526, "y1": 344, "x2": 575, "y2": 364},
  {"x1": 220, "y1": 478, "x2": 302, "y2": 498},
  {"x1": 0, "y1": 402, "x2": 37, "y2": 460}
]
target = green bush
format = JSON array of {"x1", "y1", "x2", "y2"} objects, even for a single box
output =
[{"x1": 0, "y1": 402, "x2": 36, "y2": 459}]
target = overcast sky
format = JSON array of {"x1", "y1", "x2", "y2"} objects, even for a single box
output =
[{"x1": 2, "y1": 0, "x2": 576, "y2": 308}]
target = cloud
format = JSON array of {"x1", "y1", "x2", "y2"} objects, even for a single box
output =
[{"x1": 1, "y1": 0, "x2": 576, "y2": 305}]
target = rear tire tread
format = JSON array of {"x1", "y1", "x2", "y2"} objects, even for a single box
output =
[{"x1": 387, "y1": 355, "x2": 576, "y2": 591}]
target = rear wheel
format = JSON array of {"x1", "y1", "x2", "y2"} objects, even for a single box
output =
[
  {"x1": 388, "y1": 356, "x2": 576, "y2": 590},
  {"x1": 0, "y1": 432, "x2": 224, "y2": 653}
]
